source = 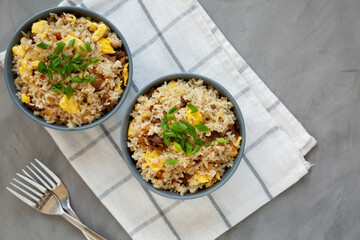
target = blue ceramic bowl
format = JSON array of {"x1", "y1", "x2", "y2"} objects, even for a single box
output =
[
  {"x1": 4, "y1": 6, "x2": 133, "y2": 131},
  {"x1": 120, "y1": 73, "x2": 246, "y2": 199}
]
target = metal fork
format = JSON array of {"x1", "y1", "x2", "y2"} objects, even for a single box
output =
[
  {"x1": 22, "y1": 159, "x2": 92, "y2": 240},
  {"x1": 7, "y1": 167, "x2": 106, "y2": 240}
]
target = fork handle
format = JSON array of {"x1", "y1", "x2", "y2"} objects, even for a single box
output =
[
  {"x1": 64, "y1": 206, "x2": 93, "y2": 240},
  {"x1": 61, "y1": 212, "x2": 107, "y2": 240}
]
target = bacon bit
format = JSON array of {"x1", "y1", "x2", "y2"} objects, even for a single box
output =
[
  {"x1": 115, "y1": 50, "x2": 126, "y2": 60},
  {"x1": 149, "y1": 105, "x2": 154, "y2": 111},
  {"x1": 54, "y1": 33, "x2": 62, "y2": 40},
  {"x1": 91, "y1": 78, "x2": 105, "y2": 91},
  {"x1": 140, "y1": 136, "x2": 146, "y2": 150},
  {"x1": 155, "y1": 170, "x2": 164, "y2": 179},
  {"x1": 103, "y1": 54, "x2": 116, "y2": 62},
  {"x1": 180, "y1": 96, "x2": 188, "y2": 108},
  {"x1": 146, "y1": 134, "x2": 165, "y2": 149},
  {"x1": 29, "y1": 33, "x2": 36, "y2": 43},
  {"x1": 206, "y1": 131, "x2": 224, "y2": 141},
  {"x1": 228, "y1": 123, "x2": 239, "y2": 138}
]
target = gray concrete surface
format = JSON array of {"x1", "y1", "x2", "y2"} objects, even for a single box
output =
[{"x1": 1, "y1": 0, "x2": 359, "y2": 239}]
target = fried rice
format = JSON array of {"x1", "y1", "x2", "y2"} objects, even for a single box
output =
[
  {"x1": 12, "y1": 13, "x2": 129, "y2": 128},
  {"x1": 127, "y1": 79, "x2": 242, "y2": 195}
]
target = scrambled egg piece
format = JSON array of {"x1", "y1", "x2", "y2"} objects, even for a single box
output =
[
  {"x1": 235, "y1": 136, "x2": 242, "y2": 146},
  {"x1": 12, "y1": 45, "x2": 26, "y2": 58},
  {"x1": 145, "y1": 150, "x2": 163, "y2": 172},
  {"x1": 98, "y1": 37, "x2": 115, "y2": 54},
  {"x1": 32, "y1": 20, "x2": 48, "y2": 34},
  {"x1": 205, "y1": 172, "x2": 221, "y2": 188},
  {"x1": 68, "y1": 14, "x2": 76, "y2": 25},
  {"x1": 92, "y1": 23, "x2": 107, "y2": 42},
  {"x1": 229, "y1": 141, "x2": 238, "y2": 157},
  {"x1": 114, "y1": 80, "x2": 123, "y2": 92},
  {"x1": 62, "y1": 35, "x2": 87, "y2": 56},
  {"x1": 122, "y1": 63, "x2": 129, "y2": 86},
  {"x1": 31, "y1": 60, "x2": 40, "y2": 68},
  {"x1": 40, "y1": 26, "x2": 49, "y2": 40},
  {"x1": 21, "y1": 93, "x2": 30, "y2": 104},
  {"x1": 59, "y1": 95, "x2": 79, "y2": 114},
  {"x1": 218, "y1": 112, "x2": 223, "y2": 118},
  {"x1": 86, "y1": 20, "x2": 98, "y2": 31},
  {"x1": 186, "y1": 106, "x2": 202, "y2": 125},
  {"x1": 168, "y1": 80, "x2": 178, "y2": 89},
  {"x1": 195, "y1": 173, "x2": 211, "y2": 183},
  {"x1": 19, "y1": 58, "x2": 31, "y2": 82},
  {"x1": 128, "y1": 119, "x2": 135, "y2": 137}
]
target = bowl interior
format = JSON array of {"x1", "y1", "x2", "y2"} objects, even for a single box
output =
[
  {"x1": 4, "y1": 6, "x2": 133, "y2": 131},
  {"x1": 120, "y1": 73, "x2": 246, "y2": 199}
]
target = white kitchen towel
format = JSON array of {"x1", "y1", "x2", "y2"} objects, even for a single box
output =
[{"x1": 1, "y1": 0, "x2": 317, "y2": 239}]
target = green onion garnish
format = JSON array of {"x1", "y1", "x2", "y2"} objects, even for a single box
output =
[
  {"x1": 65, "y1": 83, "x2": 73, "y2": 99},
  {"x1": 80, "y1": 61, "x2": 90, "y2": 70},
  {"x1": 54, "y1": 41, "x2": 66, "y2": 54},
  {"x1": 166, "y1": 114, "x2": 176, "y2": 120},
  {"x1": 173, "y1": 142, "x2": 184, "y2": 152},
  {"x1": 90, "y1": 58, "x2": 100, "y2": 63},
  {"x1": 191, "y1": 145, "x2": 201, "y2": 154},
  {"x1": 36, "y1": 42, "x2": 49, "y2": 49},
  {"x1": 168, "y1": 105, "x2": 177, "y2": 114},
  {"x1": 185, "y1": 141, "x2": 192, "y2": 156},
  {"x1": 68, "y1": 39, "x2": 75, "y2": 46},
  {"x1": 165, "y1": 159, "x2": 178, "y2": 165},
  {"x1": 36, "y1": 61, "x2": 47, "y2": 74},
  {"x1": 186, "y1": 104, "x2": 198, "y2": 113},
  {"x1": 85, "y1": 42, "x2": 91, "y2": 51},
  {"x1": 69, "y1": 76, "x2": 83, "y2": 83},
  {"x1": 194, "y1": 122, "x2": 209, "y2": 131},
  {"x1": 205, "y1": 141, "x2": 212, "y2": 147},
  {"x1": 216, "y1": 137, "x2": 230, "y2": 143},
  {"x1": 82, "y1": 76, "x2": 96, "y2": 82},
  {"x1": 78, "y1": 45, "x2": 86, "y2": 52}
]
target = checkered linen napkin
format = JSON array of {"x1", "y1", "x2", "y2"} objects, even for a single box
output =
[{"x1": 1, "y1": 0, "x2": 317, "y2": 239}]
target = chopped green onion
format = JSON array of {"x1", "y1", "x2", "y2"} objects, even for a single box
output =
[
  {"x1": 85, "y1": 42, "x2": 91, "y2": 51},
  {"x1": 47, "y1": 69, "x2": 53, "y2": 80},
  {"x1": 73, "y1": 52, "x2": 80, "y2": 59},
  {"x1": 186, "y1": 104, "x2": 198, "y2": 113},
  {"x1": 191, "y1": 145, "x2": 201, "y2": 154},
  {"x1": 80, "y1": 61, "x2": 90, "y2": 70},
  {"x1": 78, "y1": 45, "x2": 86, "y2": 52},
  {"x1": 71, "y1": 63, "x2": 82, "y2": 72},
  {"x1": 194, "y1": 137, "x2": 203, "y2": 146},
  {"x1": 163, "y1": 134, "x2": 170, "y2": 146},
  {"x1": 216, "y1": 137, "x2": 230, "y2": 143},
  {"x1": 54, "y1": 41, "x2": 66, "y2": 54},
  {"x1": 194, "y1": 122, "x2": 209, "y2": 131},
  {"x1": 185, "y1": 141, "x2": 192, "y2": 156},
  {"x1": 36, "y1": 42, "x2": 49, "y2": 49},
  {"x1": 68, "y1": 39, "x2": 75, "y2": 46},
  {"x1": 82, "y1": 76, "x2": 96, "y2": 82},
  {"x1": 173, "y1": 142, "x2": 184, "y2": 152},
  {"x1": 61, "y1": 53, "x2": 70, "y2": 61},
  {"x1": 160, "y1": 113, "x2": 168, "y2": 131},
  {"x1": 80, "y1": 103, "x2": 85, "y2": 105},
  {"x1": 66, "y1": 62, "x2": 72, "y2": 76},
  {"x1": 59, "y1": 72, "x2": 65, "y2": 79},
  {"x1": 164, "y1": 131, "x2": 176, "y2": 138},
  {"x1": 51, "y1": 56, "x2": 62, "y2": 67},
  {"x1": 185, "y1": 122, "x2": 196, "y2": 137},
  {"x1": 89, "y1": 58, "x2": 100, "y2": 63},
  {"x1": 50, "y1": 86, "x2": 63, "y2": 94},
  {"x1": 65, "y1": 83, "x2": 73, "y2": 99},
  {"x1": 47, "y1": 54, "x2": 57, "y2": 60},
  {"x1": 166, "y1": 114, "x2": 176, "y2": 120},
  {"x1": 169, "y1": 122, "x2": 187, "y2": 132},
  {"x1": 69, "y1": 76, "x2": 83, "y2": 83},
  {"x1": 168, "y1": 105, "x2": 177, "y2": 114},
  {"x1": 36, "y1": 61, "x2": 47, "y2": 74},
  {"x1": 205, "y1": 141, "x2": 212, "y2": 147},
  {"x1": 165, "y1": 159, "x2": 178, "y2": 165}
]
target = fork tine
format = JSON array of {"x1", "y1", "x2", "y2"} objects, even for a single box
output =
[
  {"x1": 34, "y1": 159, "x2": 61, "y2": 185},
  {"x1": 9, "y1": 182, "x2": 40, "y2": 202},
  {"x1": 17, "y1": 173, "x2": 47, "y2": 193},
  {"x1": 30, "y1": 162, "x2": 56, "y2": 189},
  {"x1": 22, "y1": 169, "x2": 35, "y2": 180},
  {"x1": 13, "y1": 178, "x2": 43, "y2": 198},
  {"x1": 26, "y1": 165, "x2": 52, "y2": 189},
  {"x1": 7, "y1": 187, "x2": 36, "y2": 208}
]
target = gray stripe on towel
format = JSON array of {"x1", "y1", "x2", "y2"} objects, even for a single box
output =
[
  {"x1": 142, "y1": 187, "x2": 182, "y2": 240},
  {"x1": 137, "y1": 0, "x2": 185, "y2": 72},
  {"x1": 266, "y1": 99, "x2": 281, "y2": 112},
  {"x1": 245, "y1": 126, "x2": 280, "y2": 154},
  {"x1": 133, "y1": 5, "x2": 196, "y2": 57},
  {"x1": 104, "y1": 0, "x2": 130, "y2": 16},
  {"x1": 234, "y1": 86, "x2": 250, "y2": 99},
  {"x1": 98, "y1": 173, "x2": 133, "y2": 200},
  {"x1": 238, "y1": 63, "x2": 249, "y2": 74},
  {"x1": 243, "y1": 155, "x2": 273, "y2": 199},
  {"x1": 188, "y1": 46, "x2": 222, "y2": 72},
  {"x1": 208, "y1": 195, "x2": 232, "y2": 228}
]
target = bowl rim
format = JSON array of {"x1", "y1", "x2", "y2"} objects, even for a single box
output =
[
  {"x1": 4, "y1": 6, "x2": 133, "y2": 131},
  {"x1": 120, "y1": 73, "x2": 246, "y2": 199}
]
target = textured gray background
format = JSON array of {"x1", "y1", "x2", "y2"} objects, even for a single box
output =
[{"x1": 1, "y1": 0, "x2": 359, "y2": 239}]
